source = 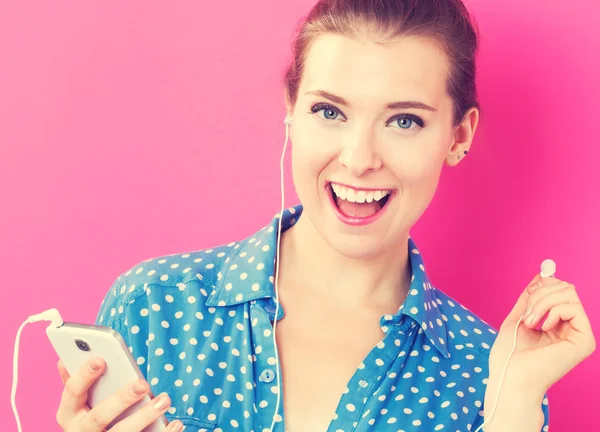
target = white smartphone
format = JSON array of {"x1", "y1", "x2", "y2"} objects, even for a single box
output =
[{"x1": 47, "y1": 322, "x2": 167, "y2": 432}]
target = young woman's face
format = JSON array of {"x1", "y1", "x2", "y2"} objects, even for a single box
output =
[{"x1": 288, "y1": 34, "x2": 464, "y2": 259}]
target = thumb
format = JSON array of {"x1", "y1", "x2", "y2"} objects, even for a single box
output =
[{"x1": 506, "y1": 273, "x2": 541, "y2": 321}]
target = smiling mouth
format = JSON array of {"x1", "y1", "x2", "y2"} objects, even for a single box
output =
[{"x1": 326, "y1": 182, "x2": 393, "y2": 222}]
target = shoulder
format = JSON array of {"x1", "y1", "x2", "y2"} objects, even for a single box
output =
[{"x1": 95, "y1": 239, "x2": 244, "y2": 326}]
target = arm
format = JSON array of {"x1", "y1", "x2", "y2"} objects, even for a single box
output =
[{"x1": 479, "y1": 383, "x2": 547, "y2": 432}]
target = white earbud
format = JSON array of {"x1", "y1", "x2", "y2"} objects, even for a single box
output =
[
  {"x1": 540, "y1": 259, "x2": 556, "y2": 278},
  {"x1": 284, "y1": 115, "x2": 292, "y2": 125}
]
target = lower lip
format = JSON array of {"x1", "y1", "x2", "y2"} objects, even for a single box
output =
[{"x1": 326, "y1": 184, "x2": 393, "y2": 227}]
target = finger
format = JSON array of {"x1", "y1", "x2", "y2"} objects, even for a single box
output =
[
  {"x1": 540, "y1": 303, "x2": 595, "y2": 348},
  {"x1": 524, "y1": 280, "x2": 572, "y2": 317},
  {"x1": 57, "y1": 360, "x2": 70, "y2": 385},
  {"x1": 526, "y1": 276, "x2": 562, "y2": 293},
  {"x1": 506, "y1": 274, "x2": 542, "y2": 322},
  {"x1": 79, "y1": 379, "x2": 150, "y2": 431},
  {"x1": 525, "y1": 273, "x2": 542, "y2": 291},
  {"x1": 56, "y1": 357, "x2": 105, "y2": 428},
  {"x1": 165, "y1": 420, "x2": 184, "y2": 432},
  {"x1": 59, "y1": 359, "x2": 105, "y2": 416},
  {"x1": 524, "y1": 285, "x2": 580, "y2": 328},
  {"x1": 109, "y1": 392, "x2": 172, "y2": 432},
  {"x1": 541, "y1": 302, "x2": 580, "y2": 332}
]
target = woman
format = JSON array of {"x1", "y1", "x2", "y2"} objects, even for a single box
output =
[{"x1": 55, "y1": 0, "x2": 595, "y2": 431}]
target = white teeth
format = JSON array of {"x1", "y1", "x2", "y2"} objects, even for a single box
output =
[
  {"x1": 346, "y1": 188, "x2": 356, "y2": 202},
  {"x1": 330, "y1": 183, "x2": 390, "y2": 203}
]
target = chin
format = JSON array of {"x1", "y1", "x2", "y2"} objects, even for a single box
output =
[
  {"x1": 318, "y1": 207, "x2": 405, "y2": 260},
  {"x1": 322, "y1": 232, "x2": 391, "y2": 260}
]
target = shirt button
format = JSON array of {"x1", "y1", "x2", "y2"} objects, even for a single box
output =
[
  {"x1": 264, "y1": 304, "x2": 277, "y2": 314},
  {"x1": 260, "y1": 369, "x2": 276, "y2": 383}
]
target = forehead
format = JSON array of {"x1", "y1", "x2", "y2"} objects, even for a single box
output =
[{"x1": 300, "y1": 34, "x2": 451, "y2": 107}]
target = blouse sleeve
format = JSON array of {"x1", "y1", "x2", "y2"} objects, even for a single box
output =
[
  {"x1": 94, "y1": 273, "x2": 150, "y2": 380},
  {"x1": 470, "y1": 393, "x2": 549, "y2": 431}
]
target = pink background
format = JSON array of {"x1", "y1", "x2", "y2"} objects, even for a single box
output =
[{"x1": 1, "y1": 0, "x2": 598, "y2": 430}]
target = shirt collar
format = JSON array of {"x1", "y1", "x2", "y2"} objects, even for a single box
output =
[{"x1": 206, "y1": 205, "x2": 450, "y2": 358}]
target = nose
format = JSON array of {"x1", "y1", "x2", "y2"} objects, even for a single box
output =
[{"x1": 337, "y1": 127, "x2": 383, "y2": 176}]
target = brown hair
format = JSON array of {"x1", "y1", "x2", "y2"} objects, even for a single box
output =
[{"x1": 283, "y1": 0, "x2": 481, "y2": 127}]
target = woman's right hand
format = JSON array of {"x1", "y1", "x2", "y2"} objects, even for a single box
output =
[{"x1": 56, "y1": 358, "x2": 183, "y2": 432}]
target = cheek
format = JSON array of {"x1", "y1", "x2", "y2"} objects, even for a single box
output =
[
  {"x1": 389, "y1": 129, "x2": 449, "y2": 179},
  {"x1": 290, "y1": 139, "x2": 320, "y2": 198},
  {"x1": 290, "y1": 132, "x2": 336, "y2": 175},
  {"x1": 386, "y1": 150, "x2": 442, "y2": 187}
]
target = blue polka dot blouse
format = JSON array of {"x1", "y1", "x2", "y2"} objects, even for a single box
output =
[{"x1": 96, "y1": 205, "x2": 550, "y2": 431}]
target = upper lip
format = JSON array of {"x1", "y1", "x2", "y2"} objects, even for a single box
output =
[{"x1": 327, "y1": 181, "x2": 394, "y2": 192}]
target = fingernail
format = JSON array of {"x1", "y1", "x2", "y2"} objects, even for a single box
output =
[
  {"x1": 132, "y1": 380, "x2": 149, "y2": 395},
  {"x1": 526, "y1": 314, "x2": 536, "y2": 326},
  {"x1": 89, "y1": 358, "x2": 102, "y2": 372},
  {"x1": 170, "y1": 421, "x2": 184, "y2": 432},
  {"x1": 524, "y1": 309, "x2": 531, "y2": 317},
  {"x1": 153, "y1": 393, "x2": 170, "y2": 411}
]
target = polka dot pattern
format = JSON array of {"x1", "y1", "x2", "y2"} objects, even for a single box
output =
[{"x1": 96, "y1": 205, "x2": 549, "y2": 431}]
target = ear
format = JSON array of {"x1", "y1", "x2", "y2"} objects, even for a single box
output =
[{"x1": 445, "y1": 107, "x2": 479, "y2": 166}]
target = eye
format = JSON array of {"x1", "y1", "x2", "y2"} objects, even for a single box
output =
[
  {"x1": 309, "y1": 103, "x2": 346, "y2": 121},
  {"x1": 309, "y1": 103, "x2": 425, "y2": 130},
  {"x1": 397, "y1": 118, "x2": 413, "y2": 129},
  {"x1": 388, "y1": 114, "x2": 425, "y2": 130}
]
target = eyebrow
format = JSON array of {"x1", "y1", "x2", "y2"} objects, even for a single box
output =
[{"x1": 305, "y1": 89, "x2": 437, "y2": 112}]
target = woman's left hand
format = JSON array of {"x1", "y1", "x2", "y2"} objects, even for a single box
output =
[{"x1": 488, "y1": 273, "x2": 596, "y2": 398}]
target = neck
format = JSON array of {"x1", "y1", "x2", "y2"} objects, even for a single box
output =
[{"x1": 279, "y1": 211, "x2": 411, "y2": 311}]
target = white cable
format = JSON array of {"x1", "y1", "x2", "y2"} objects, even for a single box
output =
[
  {"x1": 12, "y1": 309, "x2": 64, "y2": 432},
  {"x1": 12, "y1": 320, "x2": 28, "y2": 432},
  {"x1": 474, "y1": 259, "x2": 555, "y2": 432},
  {"x1": 472, "y1": 314, "x2": 523, "y2": 432},
  {"x1": 268, "y1": 117, "x2": 290, "y2": 432}
]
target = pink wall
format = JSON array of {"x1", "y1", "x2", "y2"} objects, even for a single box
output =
[{"x1": 1, "y1": 0, "x2": 598, "y2": 430}]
